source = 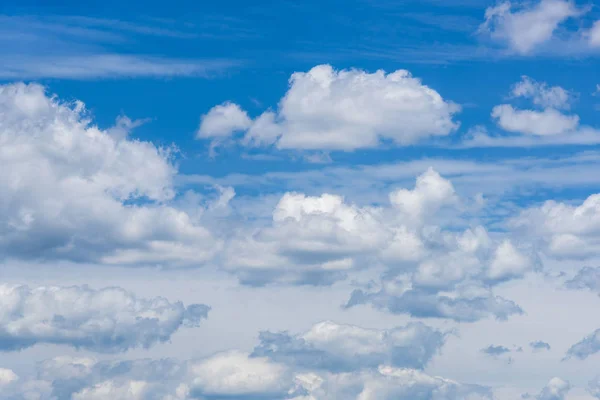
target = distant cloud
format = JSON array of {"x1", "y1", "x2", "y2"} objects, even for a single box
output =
[
  {"x1": 481, "y1": 345, "x2": 511, "y2": 356},
  {"x1": 565, "y1": 329, "x2": 600, "y2": 360},
  {"x1": 530, "y1": 341, "x2": 552, "y2": 351},
  {"x1": 478, "y1": 0, "x2": 600, "y2": 57},
  {"x1": 0, "y1": 284, "x2": 209, "y2": 352},
  {"x1": 252, "y1": 321, "x2": 446, "y2": 372}
]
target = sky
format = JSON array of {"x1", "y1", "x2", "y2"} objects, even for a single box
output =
[{"x1": 1, "y1": 0, "x2": 600, "y2": 399}]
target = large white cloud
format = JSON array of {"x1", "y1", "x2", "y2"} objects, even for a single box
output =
[
  {"x1": 200, "y1": 64, "x2": 461, "y2": 151},
  {"x1": 0, "y1": 284, "x2": 209, "y2": 352},
  {"x1": 0, "y1": 82, "x2": 222, "y2": 266},
  {"x1": 252, "y1": 321, "x2": 446, "y2": 372}
]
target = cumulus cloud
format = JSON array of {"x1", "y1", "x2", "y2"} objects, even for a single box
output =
[
  {"x1": 511, "y1": 76, "x2": 573, "y2": 109},
  {"x1": 222, "y1": 168, "x2": 536, "y2": 302},
  {"x1": 0, "y1": 284, "x2": 209, "y2": 352},
  {"x1": 535, "y1": 377, "x2": 571, "y2": 400},
  {"x1": 491, "y1": 104, "x2": 579, "y2": 136},
  {"x1": 197, "y1": 102, "x2": 252, "y2": 139},
  {"x1": 479, "y1": 0, "x2": 582, "y2": 55},
  {"x1": 511, "y1": 194, "x2": 600, "y2": 259},
  {"x1": 189, "y1": 351, "x2": 294, "y2": 399},
  {"x1": 252, "y1": 321, "x2": 446, "y2": 372},
  {"x1": 470, "y1": 76, "x2": 600, "y2": 147},
  {"x1": 199, "y1": 64, "x2": 461, "y2": 151},
  {"x1": 0, "y1": 352, "x2": 493, "y2": 400},
  {"x1": 0, "y1": 82, "x2": 223, "y2": 267}
]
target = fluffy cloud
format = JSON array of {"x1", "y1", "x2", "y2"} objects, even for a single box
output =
[
  {"x1": 197, "y1": 102, "x2": 252, "y2": 139},
  {"x1": 0, "y1": 284, "x2": 209, "y2": 352},
  {"x1": 294, "y1": 366, "x2": 492, "y2": 400},
  {"x1": 535, "y1": 377, "x2": 571, "y2": 400},
  {"x1": 511, "y1": 76, "x2": 572, "y2": 109},
  {"x1": 0, "y1": 82, "x2": 222, "y2": 266},
  {"x1": 200, "y1": 64, "x2": 461, "y2": 151},
  {"x1": 0, "y1": 353, "x2": 493, "y2": 400},
  {"x1": 479, "y1": 0, "x2": 582, "y2": 54},
  {"x1": 252, "y1": 321, "x2": 446, "y2": 372},
  {"x1": 223, "y1": 169, "x2": 535, "y2": 296},
  {"x1": 491, "y1": 104, "x2": 579, "y2": 136},
  {"x1": 189, "y1": 351, "x2": 294, "y2": 399},
  {"x1": 511, "y1": 193, "x2": 600, "y2": 259}
]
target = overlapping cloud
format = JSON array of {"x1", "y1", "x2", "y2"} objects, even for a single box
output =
[
  {"x1": 0, "y1": 320, "x2": 490, "y2": 400},
  {"x1": 0, "y1": 284, "x2": 209, "y2": 352},
  {"x1": 464, "y1": 76, "x2": 600, "y2": 147}
]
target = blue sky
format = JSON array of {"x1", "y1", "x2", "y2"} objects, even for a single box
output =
[{"x1": 2, "y1": 0, "x2": 600, "y2": 399}]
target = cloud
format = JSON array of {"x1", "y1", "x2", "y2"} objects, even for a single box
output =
[
  {"x1": 481, "y1": 345, "x2": 511, "y2": 356},
  {"x1": 565, "y1": 266, "x2": 600, "y2": 293},
  {"x1": 0, "y1": 54, "x2": 233, "y2": 80},
  {"x1": 491, "y1": 105, "x2": 579, "y2": 136},
  {"x1": 0, "y1": 352, "x2": 493, "y2": 400},
  {"x1": 252, "y1": 321, "x2": 446, "y2": 372},
  {"x1": 199, "y1": 64, "x2": 461, "y2": 151},
  {"x1": 511, "y1": 193, "x2": 600, "y2": 259},
  {"x1": 530, "y1": 341, "x2": 552, "y2": 351},
  {"x1": 467, "y1": 76, "x2": 600, "y2": 146},
  {"x1": 565, "y1": 329, "x2": 600, "y2": 360},
  {"x1": 535, "y1": 377, "x2": 571, "y2": 400},
  {"x1": 189, "y1": 351, "x2": 294, "y2": 399},
  {"x1": 222, "y1": 168, "x2": 536, "y2": 294},
  {"x1": 345, "y1": 284, "x2": 524, "y2": 322},
  {"x1": 0, "y1": 283, "x2": 209, "y2": 352},
  {"x1": 0, "y1": 15, "x2": 235, "y2": 80},
  {"x1": 588, "y1": 376, "x2": 600, "y2": 399},
  {"x1": 511, "y1": 76, "x2": 573, "y2": 109},
  {"x1": 197, "y1": 102, "x2": 252, "y2": 139},
  {"x1": 479, "y1": 0, "x2": 583, "y2": 55},
  {"x1": 0, "y1": 82, "x2": 224, "y2": 266}
]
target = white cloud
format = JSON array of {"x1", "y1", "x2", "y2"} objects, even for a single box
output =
[
  {"x1": 511, "y1": 193, "x2": 600, "y2": 259},
  {"x1": 588, "y1": 21, "x2": 600, "y2": 47},
  {"x1": 197, "y1": 102, "x2": 252, "y2": 139},
  {"x1": 536, "y1": 377, "x2": 571, "y2": 400},
  {"x1": 0, "y1": 284, "x2": 209, "y2": 352},
  {"x1": 0, "y1": 369, "x2": 18, "y2": 386},
  {"x1": 189, "y1": 351, "x2": 293, "y2": 399},
  {"x1": 0, "y1": 349, "x2": 493, "y2": 400},
  {"x1": 491, "y1": 104, "x2": 579, "y2": 136},
  {"x1": 479, "y1": 0, "x2": 582, "y2": 54},
  {"x1": 0, "y1": 82, "x2": 223, "y2": 266},
  {"x1": 201, "y1": 64, "x2": 461, "y2": 151},
  {"x1": 73, "y1": 380, "x2": 149, "y2": 400},
  {"x1": 511, "y1": 76, "x2": 573, "y2": 109},
  {"x1": 252, "y1": 321, "x2": 446, "y2": 372}
]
